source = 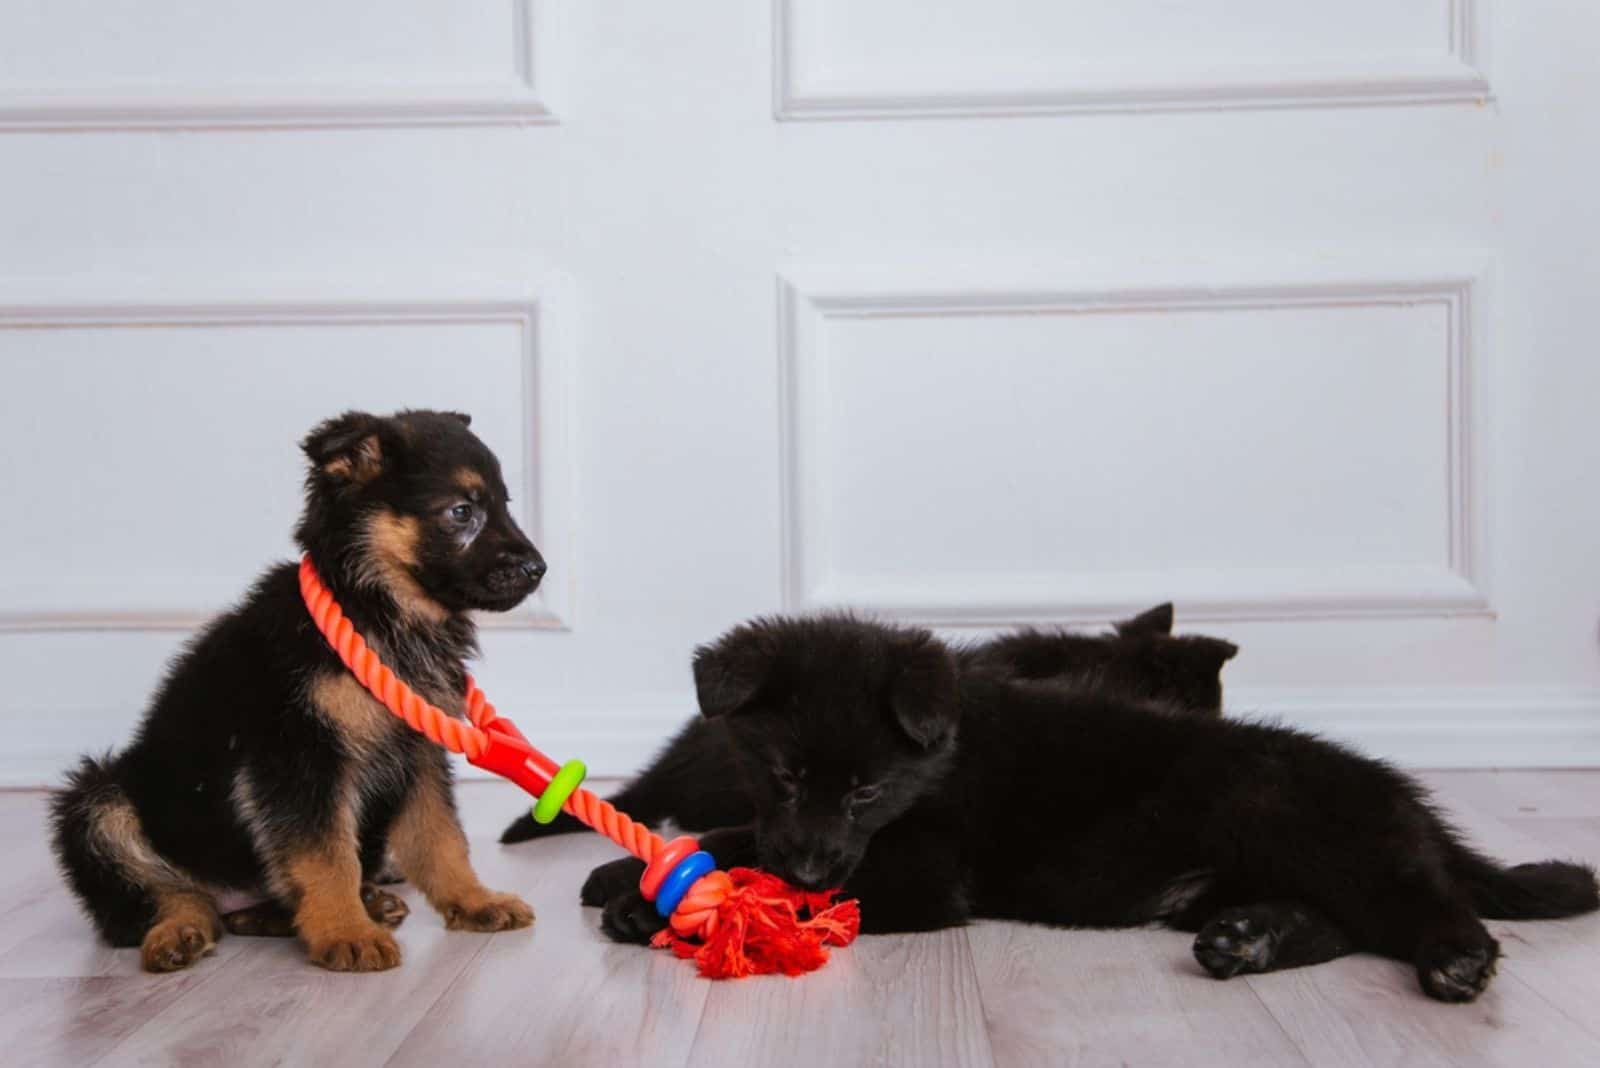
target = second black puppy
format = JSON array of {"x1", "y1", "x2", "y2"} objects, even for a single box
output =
[{"x1": 579, "y1": 616, "x2": 1599, "y2": 1002}]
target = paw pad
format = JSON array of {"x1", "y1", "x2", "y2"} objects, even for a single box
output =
[
  {"x1": 1419, "y1": 942, "x2": 1498, "y2": 1002},
  {"x1": 141, "y1": 922, "x2": 215, "y2": 973},
  {"x1": 1194, "y1": 911, "x2": 1275, "y2": 980}
]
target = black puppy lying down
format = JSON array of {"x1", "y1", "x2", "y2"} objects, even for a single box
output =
[
  {"x1": 501, "y1": 602, "x2": 1238, "y2": 843},
  {"x1": 568, "y1": 615, "x2": 1597, "y2": 1003}
]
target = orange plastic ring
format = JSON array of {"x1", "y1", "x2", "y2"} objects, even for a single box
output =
[{"x1": 639, "y1": 835, "x2": 700, "y2": 901}]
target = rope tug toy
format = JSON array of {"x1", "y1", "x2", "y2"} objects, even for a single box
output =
[{"x1": 298, "y1": 556, "x2": 859, "y2": 978}]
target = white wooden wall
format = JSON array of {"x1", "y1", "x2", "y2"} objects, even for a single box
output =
[{"x1": 1, "y1": 1, "x2": 1597, "y2": 783}]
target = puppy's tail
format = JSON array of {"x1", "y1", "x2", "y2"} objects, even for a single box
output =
[
  {"x1": 499, "y1": 809, "x2": 587, "y2": 844},
  {"x1": 1455, "y1": 848, "x2": 1600, "y2": 919},
  {"x1": 49, "y1": 754, "x2": 157, "y2": 946}
]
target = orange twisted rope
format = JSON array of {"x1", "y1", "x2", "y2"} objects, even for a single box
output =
[
  {"x1": 298, "y1": 555, "x2": 859, "y2": 977},
  {"x1": 562, "y1": 788, "x2": 663, "y2": 862},
  {"x1": 298, "y1": 556, "x2": 667, "y2": 865}
]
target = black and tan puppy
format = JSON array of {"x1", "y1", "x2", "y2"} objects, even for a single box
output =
[
  {"x1": 580, "y1": 615, "x2": 1599, "y2": 1002},
  {"x1": 50, "y1": 409, "x2": 541, "y2": 973}
]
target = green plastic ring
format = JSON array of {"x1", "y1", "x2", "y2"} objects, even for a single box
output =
[{"x1": 532, "y1": 759, "x2": 587, "y2": 824}]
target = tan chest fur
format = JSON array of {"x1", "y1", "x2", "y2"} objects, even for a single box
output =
[
  {"x1": 308, "y1": 673, "x2": 399, "y2": 763},
  {"x1": 308, "y1": 671, "x2": 463, "y2": 763}
]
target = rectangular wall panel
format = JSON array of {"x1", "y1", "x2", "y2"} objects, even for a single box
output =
[
  {"x1": 776, "y1": 0, "x2": 1487, "y2": 118},
  {"x1": 780, "y1": 263, "x2": 1487, "y2": 623},
  {"x1": 0, "y1": 0, "x2": 555, "y2": 128},
  {"x1": 0, "y1": 285, "x2": 573, "y2": 628}
]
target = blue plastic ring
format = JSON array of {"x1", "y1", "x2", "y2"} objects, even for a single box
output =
[{"x1": 653, "y1": 851, "x2": 716, "y2": 917}]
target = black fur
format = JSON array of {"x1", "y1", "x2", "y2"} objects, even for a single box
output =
[
  {"x1": 500, "y1": 603, "x2": 1231, "y2": 844},
  {"x1": 959, "y1": 604, "x2": 1239, "y2": 714},
  {"x1": 574, "y1": 615, "x2": 1598, "y2": 1003},
  {"x1": 49, "y1": 409, "x2": 543, "y2": 968}
]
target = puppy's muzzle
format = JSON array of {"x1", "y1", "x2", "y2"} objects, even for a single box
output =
[
  {"x1": 786, "y1": 848, "x2": 851, "y2": 892},
  {"x1": 487, "y1": 550, "x2": 546, "y2": 596}
]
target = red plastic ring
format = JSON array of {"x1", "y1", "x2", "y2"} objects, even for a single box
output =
[{"x1": 639, "y1": 836, "x2": 700, "y2": 901}]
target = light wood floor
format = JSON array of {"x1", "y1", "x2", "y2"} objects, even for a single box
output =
[{"x1": 6, "y1": 771, "x2": 1600, "y2": 1067}]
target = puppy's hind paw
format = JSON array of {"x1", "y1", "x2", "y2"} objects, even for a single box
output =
[
  {"x1": 1418, "y1": 938, "x2": 1499, "y2": 1002},
  {"x1": 141, "y1": 920, "x2": 217, "y2": 973},
  {"x1": 222, "y1": 902, "x2": 296, "y2": 938},
  {"x1": 361, "y1": 883, "x2": 411, "y2": 929}
]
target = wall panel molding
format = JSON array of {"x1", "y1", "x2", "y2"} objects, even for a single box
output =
[
  {"x1": 778, "y1": 258, "x2": 1490, "y2": 625},
  {"x1": 773, "y1": 0, "x2": 1490, "y2": 120},
  {"x1": 0, "y1": 0, "x2": 558, "y2": 130},
  {"x1": 0, "y1": 275, "x2": 576, "y2": 631}
]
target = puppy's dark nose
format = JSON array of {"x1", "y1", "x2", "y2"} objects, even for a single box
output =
[
  {"x1": 520, "y1": 557, "x2": 547, "y2": 582},
  {"x1": 789, "y1": 854, "x2": 838, "y2": 891},
  {"x1": 791, "y1": 863, "x2": 825, "y2": 890}
]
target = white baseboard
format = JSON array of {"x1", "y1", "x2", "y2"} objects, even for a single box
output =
[
  {"x1": 5, "y1": 688, "x2": 1598, "y2": 789},
  {"x1": 1226, "y1": 687, "x2": 1600, "y2": 770}
]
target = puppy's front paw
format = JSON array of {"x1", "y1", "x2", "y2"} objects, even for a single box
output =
[
  {"x1": 581, "y1": 856, "x2": 646, "y2": 908},
  {"x1": 442, "y1": 890, "x2": 535, "y2": 932},
  {"x1": 600, "y1": 889, "x2": 667, "y2": 945},
  {"x1": 307, "y1": 925, "x2": 402, "y2": 972},
  {"x1": 141, "y1": 920, "x2": 217, "y2": 973},
  {"x1": 1194, "y1": 909, "x2": 1276, "y2": 979}
]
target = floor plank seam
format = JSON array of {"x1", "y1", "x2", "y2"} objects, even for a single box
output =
[
  {"x1": 84, "y1": 945, "x2": 254, "y2": 1068},
  {"x1": 680, "y1": 974, "x2": 730, "y2": 1068},
  {"x1": 381, "y1": 926, "x2": 500, "y2": 1066},
  {"x1": 1240, "y1": 973, "x2": 1317, "y2": 1066},
  {"x1": 954, "y1": 926, "x2": 1002, "y2": 1068},
  {"x1": 1496, "y1": 939, "x2": 1600, "y2": 1043}
]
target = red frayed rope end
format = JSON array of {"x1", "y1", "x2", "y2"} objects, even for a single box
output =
[{"x1": 651, "y1": 867, "x2": 861, "y2": 979}]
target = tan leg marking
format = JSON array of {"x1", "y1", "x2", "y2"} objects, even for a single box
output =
[
  {"x1": 222, "y1": 901, "x2": 296, "y2": 938},
  {"x1": 308, "y1": 673, "x2": 397, "y2": 763},
  {"x1": 83, "y1": 794, "x2": 220, "y2": 972},
  {"x1": 89, "y1": 796, "x2": 190, "y2": 890},
  {"x1": 225, "y1": 884, "x2": 408, "y2": 937},
  {"x1": 390, "y1": 762, "x2": 533, "y2": 932},
  {"x1": 141, "y1": 890, "x2": 222, "y2": 973},
  {"x1": 287, "y1": 844, "x2": 401, "y2": 972}
]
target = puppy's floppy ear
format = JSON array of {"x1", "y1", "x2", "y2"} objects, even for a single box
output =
[
  {"x1": 888, "y1": 630, "x2": 959, "y2": 749},
  {"x1": 302, "y1": 411, "x2": 391, "y2": 485},
  {"x1": 692, "y1": 624, "x2": 776, "y2": 718},
  {"x1": 1115, "y1": 602, "x2": 1174, "y2": 637}
]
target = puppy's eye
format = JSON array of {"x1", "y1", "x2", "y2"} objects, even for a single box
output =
[
  {"x1": 773, "y1": 767, "x2": 802, "y2": 801},
  {"x1": 849, "y1": 784, "x2": 881, "y2": 807},
  {"x1": 448, "y1": 503, "x2": 473, "y2": 524}
]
